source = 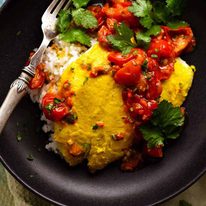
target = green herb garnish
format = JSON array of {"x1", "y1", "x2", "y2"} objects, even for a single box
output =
[
  {"x1": 107, "y1": 23, "x2": 136, "y2": 54},
  {"x1": 64, "y1": 112, "x2": 78, "y2": 124},
  {"x1": 16, "y1": 132, "x2": 23, "y2": 142},
  {"x1": 54, "y1": 98, "x2": 62, "y2": 104},
  {"x1": 72, "y1": 0, "x2": 91, "y2": 9},
  {"x1": 139, "y1": 100, "x2": 185, "y2": 148},
  {"x1": 129, "y1": 0, "x2": 153, "y2": 29},
  {"x1": 142, "y1": 60, "x2": 148, "y2": 71},
  {"x1": 27, "y1": 154, "x2": 34, "y2": 161},
  {"x1": 151, "y1": 54, "x2": 158, "y2": 59},
  {"x1": 56, "y1": 0, "x2": 94, "y2": 46},
  {"x1": 83, "y1": 77, "x2": 89, "y2": 85},
  {"x1": 56, "y1": 10, "x2": 72, "y2": 33},
  {"x1": 59, "y1": 28, "x2": 91, "y2": 46},
  {"x1": 72, "y1": 8, "x2": 98, "y2": 29},
  {"x1": 92, "y1": 124, "x2": 99, "y2": 130},
  {"x1": 45, "y1": 103, "x2": 54, "y2": 112}
]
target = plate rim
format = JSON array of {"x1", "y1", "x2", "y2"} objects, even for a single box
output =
[
  {"x1": 0, "y1": 0, "x2": 206, "y2": 205},
  {"x1": 1, "y1": 154, "x2": 206, "y2": 206}
]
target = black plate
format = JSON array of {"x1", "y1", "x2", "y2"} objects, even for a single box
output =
[{"x1": 1, "y1": 0, "x2": 206, "y2": 205}]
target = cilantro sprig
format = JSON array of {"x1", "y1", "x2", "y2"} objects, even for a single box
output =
[
  {"x1": 140, "y1": 100, "x2": 185, "y2": 148},
  {"x1": 107, "y1": 23, "x2": 136, "y2": 54},
  {"x1": 56, "y1": 0, "x2": 96, "y2": 46},
  {"x1": 129, "y1": 0, "x2": 187, "y2": 29}
]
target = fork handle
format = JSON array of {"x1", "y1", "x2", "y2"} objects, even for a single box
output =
[
  {"x1": 0, "y1": 69, "x2": 32, "y2": 134},
  {"x1": 0, "y1": 37, "x2": 50, "y2": 135}
]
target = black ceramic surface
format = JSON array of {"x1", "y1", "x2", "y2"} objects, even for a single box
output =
[{"x1": 0, "y1": 0, "x2": 206, "y2": 206}]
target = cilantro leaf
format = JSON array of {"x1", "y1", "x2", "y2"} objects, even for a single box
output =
[
  {"x1": 115, "y1": 22, "x2": 134, "y2": 38},
  {"x1": 59, "y1": 28, "x2": 91, "y2": 46},
  {"x1": 107, "y1": 23, "x2": 135, "y2": 54},
  {"x1": 136, "y1": 25, "x2": 161, "y2": 49},
  {"x1": 167, "y1": 21, "x2": 189, "y2": 29},
  {"x1": 128, "y1": 0, "x2": 152, "y2": 17},
  {"x1": 139, "y1": 100, "x2": 185, "y2": 148},
  {"x1": 151, "y1": 100, "x2": 185, "y2": 128},
  {"x1": 139, "y1": 124, "x2": 164, "y2": 148},
  {"x1": 179, "y1": 200, "x2": 192, "y2": 206},
  {"x1": 72, "y1": 0, "x2": 91, "y2": 9},
  {"x1": 128, "y1": 0, "x2": 153, "y2": 29},
  {"x1": 166, "y1": 0, "x2": 185, "y2": 16},
  {"x1": 72, "y1": 8, "x2": 98, "y2": 29},
  {"x1": 56, "y1": 10, "x2": 72, "y2": 33},
  {"x1": 139, "y1": 16, "x2": 154, "y2": 29}
]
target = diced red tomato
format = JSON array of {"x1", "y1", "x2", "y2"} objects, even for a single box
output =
[
  {"x1": 109, "y1": 0, "x2": 131, "y2": 5},
  {"x1": 146, "y1": 75, "x2": 162, "y2": 100},
  {"x1": 102, "y1": 3, "x2": 122, "y2": 22},
  {"x1": 98, "y1": 25, "x2": 112, "y2": 45},
  {"x1": 159, "y1": 60, "x2": 175, "y2": 80},
  {"x1": 102, "y1": 2, "x2": 138, "y2": 27},
  {"x1": 144, "y1": 145, "x2": 163, "y2": 158},
  {"x1": 106, "y1": 18, "x2": 118, "y2": 31},
  {"x1": 42, "y1": 93, "x2": 69, "y2": 121},
  {"x1": 87, "y1": 5, "x2": 105, "y2": 28},
  {"x1": 108, "y1": 51, "x2": 135, "y2": 66},
  {"x1": 147, "y1": 38, "x2": 175, "y2": 60},
  {"x1": 121, "y1": 152, "x2": 142, "y2": 171},
  {"x1": 147, "y1": 57, "x2": 159, "y2": 73},
  {"x1": 114, "y1": 59, "x2": 141, "y2": 86},
  {"x1": 132, "y1": 48, "x2": 147, "y2": 65},
  {"x1": 122, "y1": 89, "x2": 158, "y2": 122},
  {"x1": 135, "y1": 74, "x2": 148, "y2": 94},
  {"x1": 109, "y1": 48, "x2": 146, "y2": 67},
  {"x1": 163, "y1": 26, "x2": 196, "y2": 56},
  {"x1": 29, "y1": 64, "x2": 45, "y2": 90},
  {"x1": 146, "y1": 54, "x2": 174, "y2": 81},
  {"x1": 90, "y1": 66, "x2": 107, "y2": 77}
]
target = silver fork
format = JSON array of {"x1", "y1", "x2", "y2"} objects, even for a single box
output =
[{"x1": 0, "y1": 0, "x2": 71, "y2": 134}]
